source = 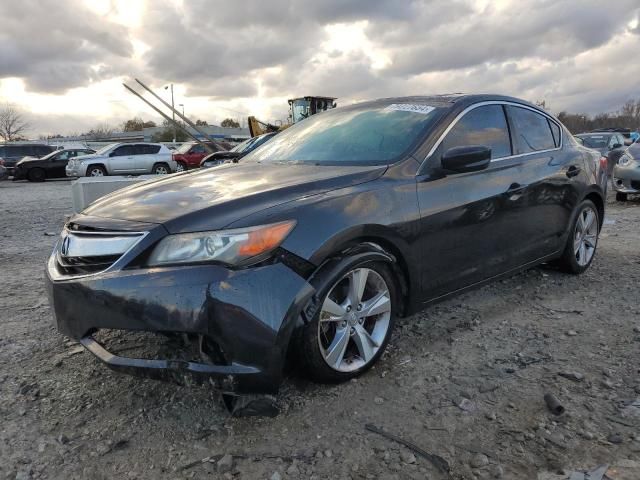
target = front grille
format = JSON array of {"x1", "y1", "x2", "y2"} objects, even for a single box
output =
[
  {"x1": 56, "y1": 254, "x2": 122, "y2": 275},
  {"x1": 53, "y1": 228, "x2": 146, "y2": 278}
]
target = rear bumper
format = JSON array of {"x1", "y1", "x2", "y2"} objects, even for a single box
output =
[{"x1": 45, "y1": 253, "x2": 314, "y2": 394}]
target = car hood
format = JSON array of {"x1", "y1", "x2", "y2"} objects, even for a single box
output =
[
  {"x1": 15, "y1": 156, "x2": 39, "y2": 165},
  {"x1": 81, "y1": 162, "x2": 387, "y2": 233},
  {"x1": 72, "y1": 153, "x2": 103, "y2": 162}
]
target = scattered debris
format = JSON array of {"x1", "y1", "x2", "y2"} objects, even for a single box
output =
[
  {"x1": 222, "y1": 394, "x2": 279, "y2": 417},
  {"x1": 456, "y1": 397, "x2": 477, "y2": 412},
  {"x1": 374, "y1": 396, "x2": 384, "y2": 405},
  {"x1": 544, "y1": 393, "x2": 566, "y2": 415},
  {"x1": 607, "y1": 432, "x2": 623, "y2": 444},
  {"x1": 364, "y1": 424, "x2": 450, "y2": 474},
  {"x1": 567, "y1": 464, "x2": 608, "y2": 480},
  {"x1": 558, "y1": 371, "x2": 585, "y2": 382}
]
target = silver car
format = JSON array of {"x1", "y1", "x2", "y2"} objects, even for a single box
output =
[
  {"x1": 66, "y1": 143, "x2": 176, "y2": 177},
  {"x1": 612, "y1": 141, "x2": 640, "y2": 201}
]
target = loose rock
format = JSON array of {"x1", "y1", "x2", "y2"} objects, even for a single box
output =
[{"x1": 470, "y1": 453, "x2": 489, "y2": 468}]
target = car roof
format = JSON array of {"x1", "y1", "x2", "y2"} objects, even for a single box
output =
[{"x1": 347, "y1": 94, "x2": 546, "y2": 113}]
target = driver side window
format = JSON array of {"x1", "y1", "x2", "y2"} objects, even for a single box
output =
[{"x1": 441, "y1": 105, "x2": 512, "y2": 160}]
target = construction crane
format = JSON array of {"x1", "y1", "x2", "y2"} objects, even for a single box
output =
[{"x1": 248, "y1": 96, "x2": 337, "y2": 137}]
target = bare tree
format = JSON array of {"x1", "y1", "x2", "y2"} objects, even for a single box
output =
[
  {"x1": 84, "y1": 123, "x2": 115, "y2": 140},
  {"x1": 0, "y1": 103, "x2": 30, "y2": 141}
]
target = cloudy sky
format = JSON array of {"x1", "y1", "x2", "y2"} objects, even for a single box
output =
[{"x1": 0, "y1": 0, "x2": 639, "y2": 137}]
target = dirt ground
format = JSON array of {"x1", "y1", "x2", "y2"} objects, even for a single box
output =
[{"x1": 1, "y1": 179, "x2": 639, "y2": 480}]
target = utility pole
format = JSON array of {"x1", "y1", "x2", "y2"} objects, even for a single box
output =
[{"x1": 165, "y1": 84, "x2": 175, "y2": 143}]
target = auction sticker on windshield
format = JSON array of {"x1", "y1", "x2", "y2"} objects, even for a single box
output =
[{"x1": 385, "y1": 104, "x2": 436, "y2": 115}]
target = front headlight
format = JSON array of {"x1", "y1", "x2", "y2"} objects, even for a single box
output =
[
  {"x1": 618, "y1": 154, "x2": 632, "y2": 166},
  {"x1": 147, "y1": 220, "x2": 296, "y2": 267}
]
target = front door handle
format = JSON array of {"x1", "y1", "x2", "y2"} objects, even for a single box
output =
[{"x1": 566, "y1": 165, "x2": 581, "y2": 178}]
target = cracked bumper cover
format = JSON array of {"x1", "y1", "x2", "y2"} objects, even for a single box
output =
[{"x1": 45, "y1": 258, "x2": 314, "y2": 394}]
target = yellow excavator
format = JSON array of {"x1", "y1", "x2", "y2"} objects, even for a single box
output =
[{"x1": 248, "y1": 96, "x2": 337, "y2": 137}]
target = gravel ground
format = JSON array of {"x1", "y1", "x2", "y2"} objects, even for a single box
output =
[{"x1": 1, "y1": 179, "x2": 639, "y2": 480}]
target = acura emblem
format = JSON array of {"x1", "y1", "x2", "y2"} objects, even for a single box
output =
[{"x1": 60, "y1": 235, "x2": 71, "y2": 256}]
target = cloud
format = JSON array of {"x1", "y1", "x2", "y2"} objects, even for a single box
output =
[
  {"x1": 0, "y1": 0, "x2": 133, "y2": 93},
  {"x1": 1, "y1": 0, "x2": 639, "y2": 134}
]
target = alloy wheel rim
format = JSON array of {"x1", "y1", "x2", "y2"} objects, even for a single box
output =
[
  {"x1": 90, "y1": 169, "x2": 103, "y2": 176},
  {"x1": 318, "y1": 267, "x2": 391, "y2": 372},
  {"x1": 176, "y1": 164, "x2": 185, "y2": 172},
  {"x1": 573, "y1": 206, "x2": 598, "y2": 267},
  {"x1": 156, "y1": 166, "x2": 169, "y2": 174}
]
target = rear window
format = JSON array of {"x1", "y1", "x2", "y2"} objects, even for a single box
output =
[
  {"x1": 576, "y1": 135, "x2": 609, "y2": 149},
  {"x1": 548, "y1": 120, "x2": 561, "y2": 147},
  {"x1": 507, "y1": 106, "x2": 556, "y2": 153},
  {"x1": 245, "y1": 104, "x2": 444, "y2": 165}
]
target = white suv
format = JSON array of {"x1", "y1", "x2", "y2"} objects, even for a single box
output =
[{"x1": 66, "y1": 143, "x2": 177, "y2": 177}]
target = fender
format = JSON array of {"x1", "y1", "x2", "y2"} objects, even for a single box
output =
[{"x1": 301, "y1": 243, "x2": 399, "y2": 324}]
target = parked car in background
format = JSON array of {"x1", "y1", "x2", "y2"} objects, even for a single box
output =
[
  {"x1": 200, "y1": 133, "x2": 276, "y2": 168},
  {"x1": 45, "y1": 94, "x2": 607, "y2": 410},
  {"x1": 172, "y1": 141, "x2": 232, "y2": 171},
  {"x1": 66, "y1": 143, "x2": 176, "y2": 177},
  {"x1": 612, "y1": 141, "x2": 640, "y2": 201},
  {"x1": 575, "y1": 132, "x2": 626, "y2": 175},
  {"x1": 13, "y1": 148, "x2": 96, "y2": 182},
  {"x1": 0, "y1": 144, "x2": 56, "y2": 176}
]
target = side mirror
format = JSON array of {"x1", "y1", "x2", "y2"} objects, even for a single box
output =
[
  {"x1": 441, "y1": 146, "x2": 491, "y2": 173},
  {"x1": 612, "y1": 143, "x2": 623, "y2": 149}
]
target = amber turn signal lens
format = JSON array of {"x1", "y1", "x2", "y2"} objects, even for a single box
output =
[{"x1": 238, "y1": 221, "x2": 296, "y2": 257}]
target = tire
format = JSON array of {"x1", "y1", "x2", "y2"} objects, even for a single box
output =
[
  {"x1": 298, "y1": 259, "x2": 397, "y2": 383},
  {"x1": 87, "y1": 165, "x2": 106, "y2": 177},
  {"x1": 152, "y1": 163, "x2": 171, "y2": 175},
  {"x1": 556, "y1": 199, "x2": 599, "y2": 274},
  {"x1": 27, "y1": 168, "x2": 45, "y2": 182},
  {"x1": 616, "y1": 192, "x2": 628, "y2": 202},
  {"x1": 175, "y1": 162, "x2": 187, "y2": 173}
]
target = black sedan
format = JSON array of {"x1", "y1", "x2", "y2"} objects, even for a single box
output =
[
  {"x1": 45, "y1": 95, "x2": 606, "y2": 411},
  {"x1": 14, "y1": 148, "x2": 95, "y2": 181},
  {"x1": 200, "y1": 132, "x2": 276, "y2": 168}
]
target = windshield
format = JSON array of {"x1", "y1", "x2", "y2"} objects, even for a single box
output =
[
  {"x1": 176, "y1": 142, "x2": 195, "y2": 154},
  {"x1": 244, "y1": 105, "x2": 442, "y2": 165},
  {"x1": 576, "y1": 135, "x2": 610, "y2": 149},
  {"x1": 40, "y1": 150, "x2": 59, "y2": 160},
  {"x1": 95, "y1": 143, "x2": 118, "y2": 155}
]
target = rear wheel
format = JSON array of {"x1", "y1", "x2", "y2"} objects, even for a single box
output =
[
  {"x1": 556, "y1": 200, "x2": 599, "y2": 274},
  {"x1": 27, "y1": 168, "x2": 45, "y2": 182},
  {"x1": 87, "y1": 165, "x2": 106, "y2": 177},
  {"x1": 152, "y1": 163, "x2": 171, "y2": 175},
  {"x1": 616, "y1": 192, "x2": 628, "y2": 202},
  {"x1": 299, "y1": 260, "x2": 396, "y2": 383}
]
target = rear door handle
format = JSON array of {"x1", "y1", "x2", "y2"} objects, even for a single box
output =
[{"x1": 566, "y1": 165, "x2": 581, "y2": 178}]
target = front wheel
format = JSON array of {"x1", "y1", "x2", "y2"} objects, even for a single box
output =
[
  {"x1": 298, "y1": 260, "x2": 397, "y2": 383},
  {"x1": 556, "y1": 199, "x2": 599, "y2": 274},
  {"x1": 175, "y1": 162, "x2": 187, "y2": 173},
  {"x1": 28, "y1": 168, "x2": 46, "y2": 182},
  {"x1": 87, "y1": 165, "x2": 106, "y2": 177}
]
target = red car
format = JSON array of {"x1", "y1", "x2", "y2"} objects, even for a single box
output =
[{"x1": 172, "y1": 141, "x2": 232, "y2": 171}]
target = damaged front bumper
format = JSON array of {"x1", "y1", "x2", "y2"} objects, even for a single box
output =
[
  {"x1": 45, "y1": 224, "x2": 314, "y2": 394},
  {"x1": 612, "y1": 163, "x2": 640, "y2": 194}
]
